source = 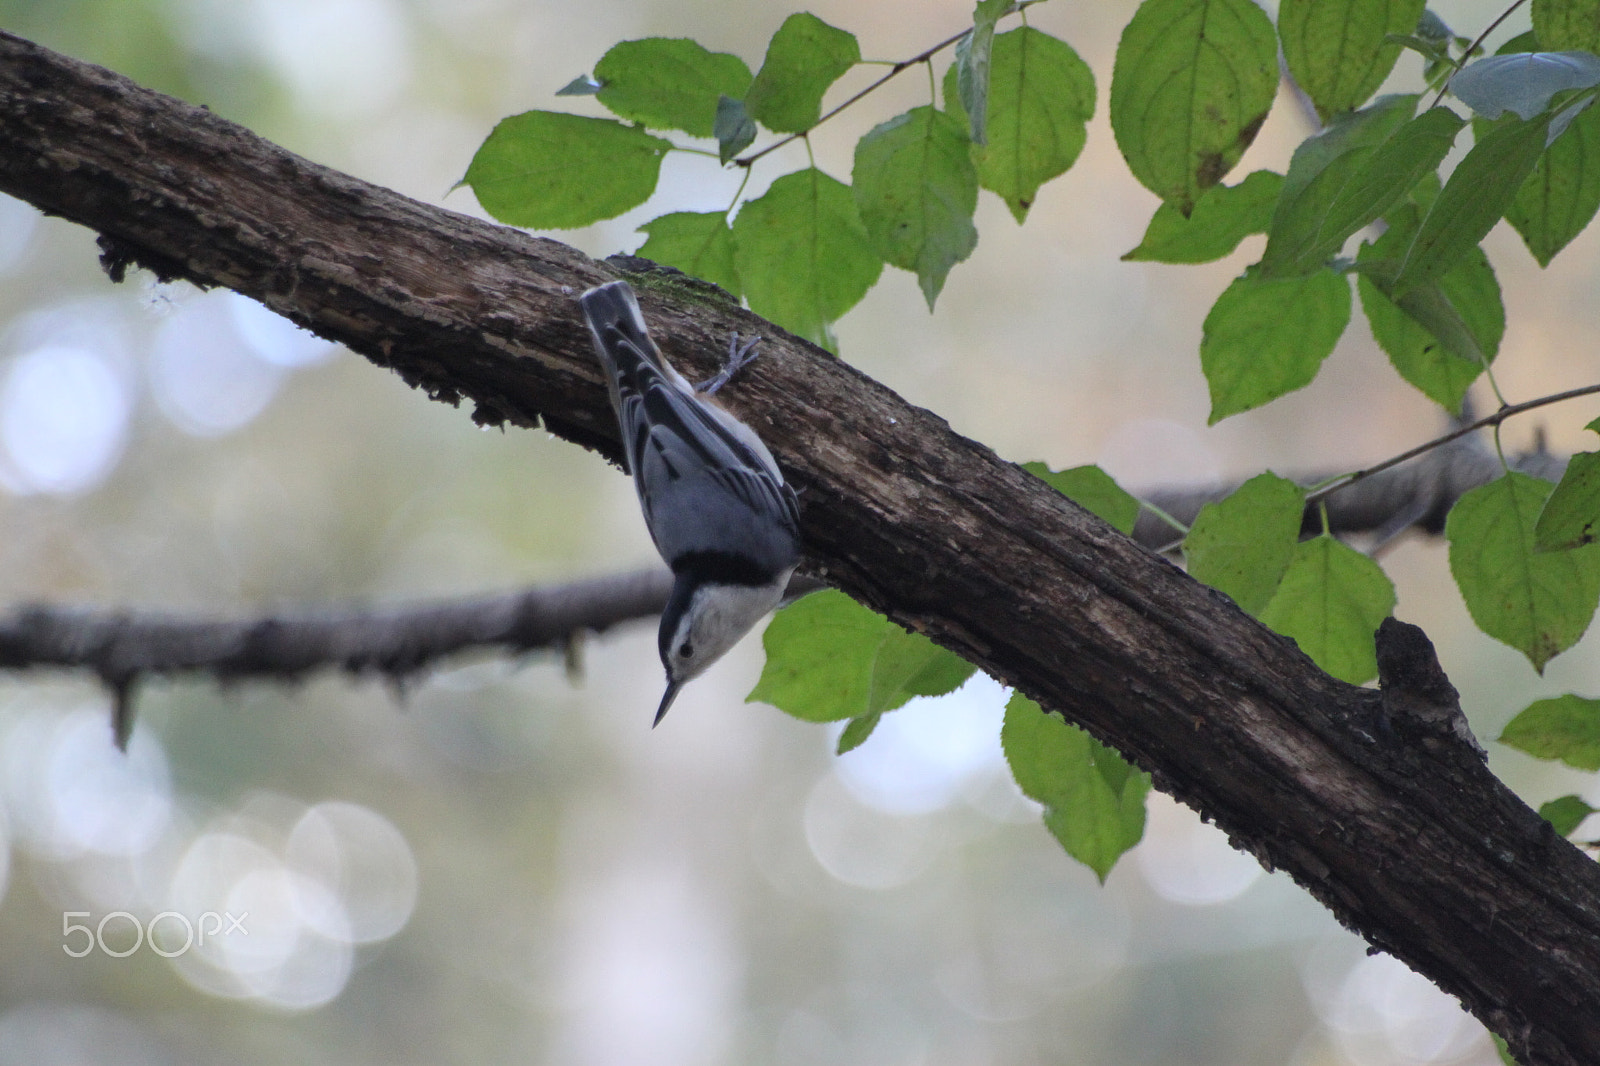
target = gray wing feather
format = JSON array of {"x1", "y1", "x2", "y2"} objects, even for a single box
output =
[{"x1": 581, "y1": 282, "x2": 800, "y2": 574}]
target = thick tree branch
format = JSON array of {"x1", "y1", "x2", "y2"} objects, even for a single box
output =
[{"x1": 3, "y1": 32, "x2": 1598, "y2": 1065}]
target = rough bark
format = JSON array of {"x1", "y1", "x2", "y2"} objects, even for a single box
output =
[{"x1": 2, "y1": 31, "x2": 1598, "y2": 1064}]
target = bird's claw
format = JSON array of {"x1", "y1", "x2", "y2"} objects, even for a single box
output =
[{"x1": 697, "y1": 331, "x2": 764, "y2": 394}]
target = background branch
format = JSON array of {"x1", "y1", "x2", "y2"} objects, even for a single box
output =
[
  {"x1": 0, "y1": 571, "x2": 673, "y2": 683},
  {"x1": 1134, "y1": 429, "x2": 1566, "y2": 545}
]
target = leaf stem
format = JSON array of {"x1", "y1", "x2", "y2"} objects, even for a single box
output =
[
  {"x1": 723, "y1": 165, "x2": 752, "y2": 219},
  {"x1": 1305, "y1": 382, "x2": 1600, "y2": 506},
  {"x1": 1482, "y1": 359, "x2": 1510, "y2": 408},
  {"x1": 1139, "y1": 499, "x2": 1189, "y2": 537}
]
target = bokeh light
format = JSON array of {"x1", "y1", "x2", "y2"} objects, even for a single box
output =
[
  {"x1": 284, "y1": 801, "x2": 418, "y2": 943},
  {"x1": 1320, "y1": 949, "x2": 1490, "y2": 1065},
  {"x1": 159, "y1": 796, "x2": 417, "y2": 1011},
  {"x1": 831, "y1": 672, "x2": 1009, "y2": 816},
  {"x1": 148, "y1": 290, "x2": 285, "y2": 437},
  {"x1": 227, "y1": 292, "x2": 338, "y2": 369},
  {"x1": 247, "y1": 0, "x2": 414, "y2": 119},
  {"x1": 1136, "y1": 792, "x2": 1264, "y2": 906},
  {"x1": 0, "y1": 346, "x2": 131, "y2": 496},
  {"x1": 803, "y1": 773, "x2": 941, "y2": 890},
  {"x1": 0, "y1": 794, "x2": 10, "y2": 911},
  {"x1": 0, "y1": 195, "x2": 39, "y2": 276},
  {"x1": 553, "y1": 863, "x2": 739, "y2": 1066},
  {"x1": 0, "y1": 700, "x2": 417, "y2": 1014},
  {"x1": 1, "y1": 708, "x2": 171, "y2": 861}
]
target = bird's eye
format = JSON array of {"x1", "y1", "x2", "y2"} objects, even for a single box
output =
[{"x1": 677, "y1": 641, "x2": 694, "y2": 659}]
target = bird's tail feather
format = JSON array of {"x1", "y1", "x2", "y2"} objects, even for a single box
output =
[{"x1": 580, "y1": 281, "x2": 661, "y2": 375}]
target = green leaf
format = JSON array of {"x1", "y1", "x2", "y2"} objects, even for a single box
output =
[
  {"x1": 1539, "y1": 794, "x2": 1598, "y2": 836},
  {"x1": 1201, "y1": 268, "x2": 1352, "y2": 423},
  {"x1": 1279, "y1": 0, "x2": 1427, "y2": 120},
  {"x1": 1536, "y1": 451, "x2": 1600, "y2": 551},
  {"x1": 1184, "y1": 472, "x2": 1306, "y2": 615},
  {"x1": 1357, "y1": 204, "x2": 1499, "y2": 412},
  {"x1": 943, "y1": 29, "x2": 1097, "y2": 222},
  {"x1": 1002, "y1": 694, "x2": 1150, "y2": 881},
  {"x1": 1390, "y1": 13, "x2": 1461, "y2": 87},
  {"x1": 1508, "y1": 98, "x2": 1600, "y2": 266},
  {"x1": 1258, "y1": 535, "x2": 1397, "y2": 684},
  {"x1": 1446, "y1": 472, "x2": 1600, "y2": 671},
  {"x1": 1270, "y1": 94, "x2": 1417, "y2": 220},
  {"x1": 636, "y1": 211, "x2": 740, "y2": 296},
  {"x1": 1413, "y1": 11, "x2": 1471, "y2": 88},
  {"x1": 1502, "y1": 694, "x2": 1600, "y2": 769},
  {"x1": 873, "y1": 627, "x2": 977, "y2": 704},
  {"x1": 744, "y1": 13, "x2": 860, "y2": 134},
  {"x1": 1261, "y1": 98, "x2": 1463, "y2": 277},
  {"x1": 853, "y1": 106, "x2": 979, "y2": 307},
  {"x1": 1358, "y1": 269, "x2": 1498, "y2": 412},
  {"x1": 1389, "y1": 269, "x2": 1499, "y2": 369},
  {"x1": 1124, "y1": 170, "x2": 1282, "y2": 263},
  {"x1": 751, "y1": 590, "x2": 884, "y2": 721},
  {"x1": 731, "y1": 168, "x2": 883, "y2": 348},
  {"x1": 594, "y1": 38, "x2": 752, "y2": 137},
  {"x1": 750, "y1": 590, "x2": 975, "y2": 722},
  {"x1": 976, "y1": 28, "x2": 1096, "y2": 222},
  {"x1": 836, "y1": 711, "x2": 882, "y2": 754},
  {"x1": 1497, "y1": 30, "x2": 1545, "y2": 56},
  {"x1": 1294, "y1": 105, "x2": 1464, "y2": 269},
  {"x1": 1110, "y1": 0, "x2": 1278, "y2": 213},
  {"x1": 1394, "y1": 113, "x2": 1553, "y2": 293},
  {"x1": 1534, "y1": 0, "x2": 1600, "y2": 54},
  {"x1": 714, "y1": 96, "x2": 756, "y2": 163},
  {"x1": 1408, "y1": 167, "x2": 1444, "y2": 210},
  {"x1": 462, "y1": 112, "x2": 671, "y2": 229},
  {"x1": 954, "y1": 0, "x2": 1010, "y2": 145},
  {"x1": 1451, "y1": 51, "x2": 1600, "y2": 119},
  {"x1": 1024, "y1": 462, "x2": 1141, "y2": 534}
]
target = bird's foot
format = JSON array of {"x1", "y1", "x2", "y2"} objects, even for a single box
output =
[{"x1": 697, "y1": 332, "x2": 763, "y2": 394}]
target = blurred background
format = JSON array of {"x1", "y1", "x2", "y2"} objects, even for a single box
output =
[{"x1": 0, "y1": 1, "x2": 1596, "y2": 1063}]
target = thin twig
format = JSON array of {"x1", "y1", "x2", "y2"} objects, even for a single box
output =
[
  {"x1": 735, "y1": 29, "x2": 970, "y2": 167},
  {"x1": 1430, "y1": 0, "x2": 1529, "y2": 109},
  {"x1": 733, "y1": 0, "x2": 1047, "y2": 168},
  {"x1": 1306, "y1": 382, "x2": 1600, "y2": 506}
]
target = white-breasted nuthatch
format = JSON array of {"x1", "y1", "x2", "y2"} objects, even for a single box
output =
[{"x1": 580, "y1": 281, "x2": 801, "y2": 725}]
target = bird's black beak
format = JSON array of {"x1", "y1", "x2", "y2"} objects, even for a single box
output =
[{"x1": 654, "y1": 678, "x2": 684, "y2": 727}]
